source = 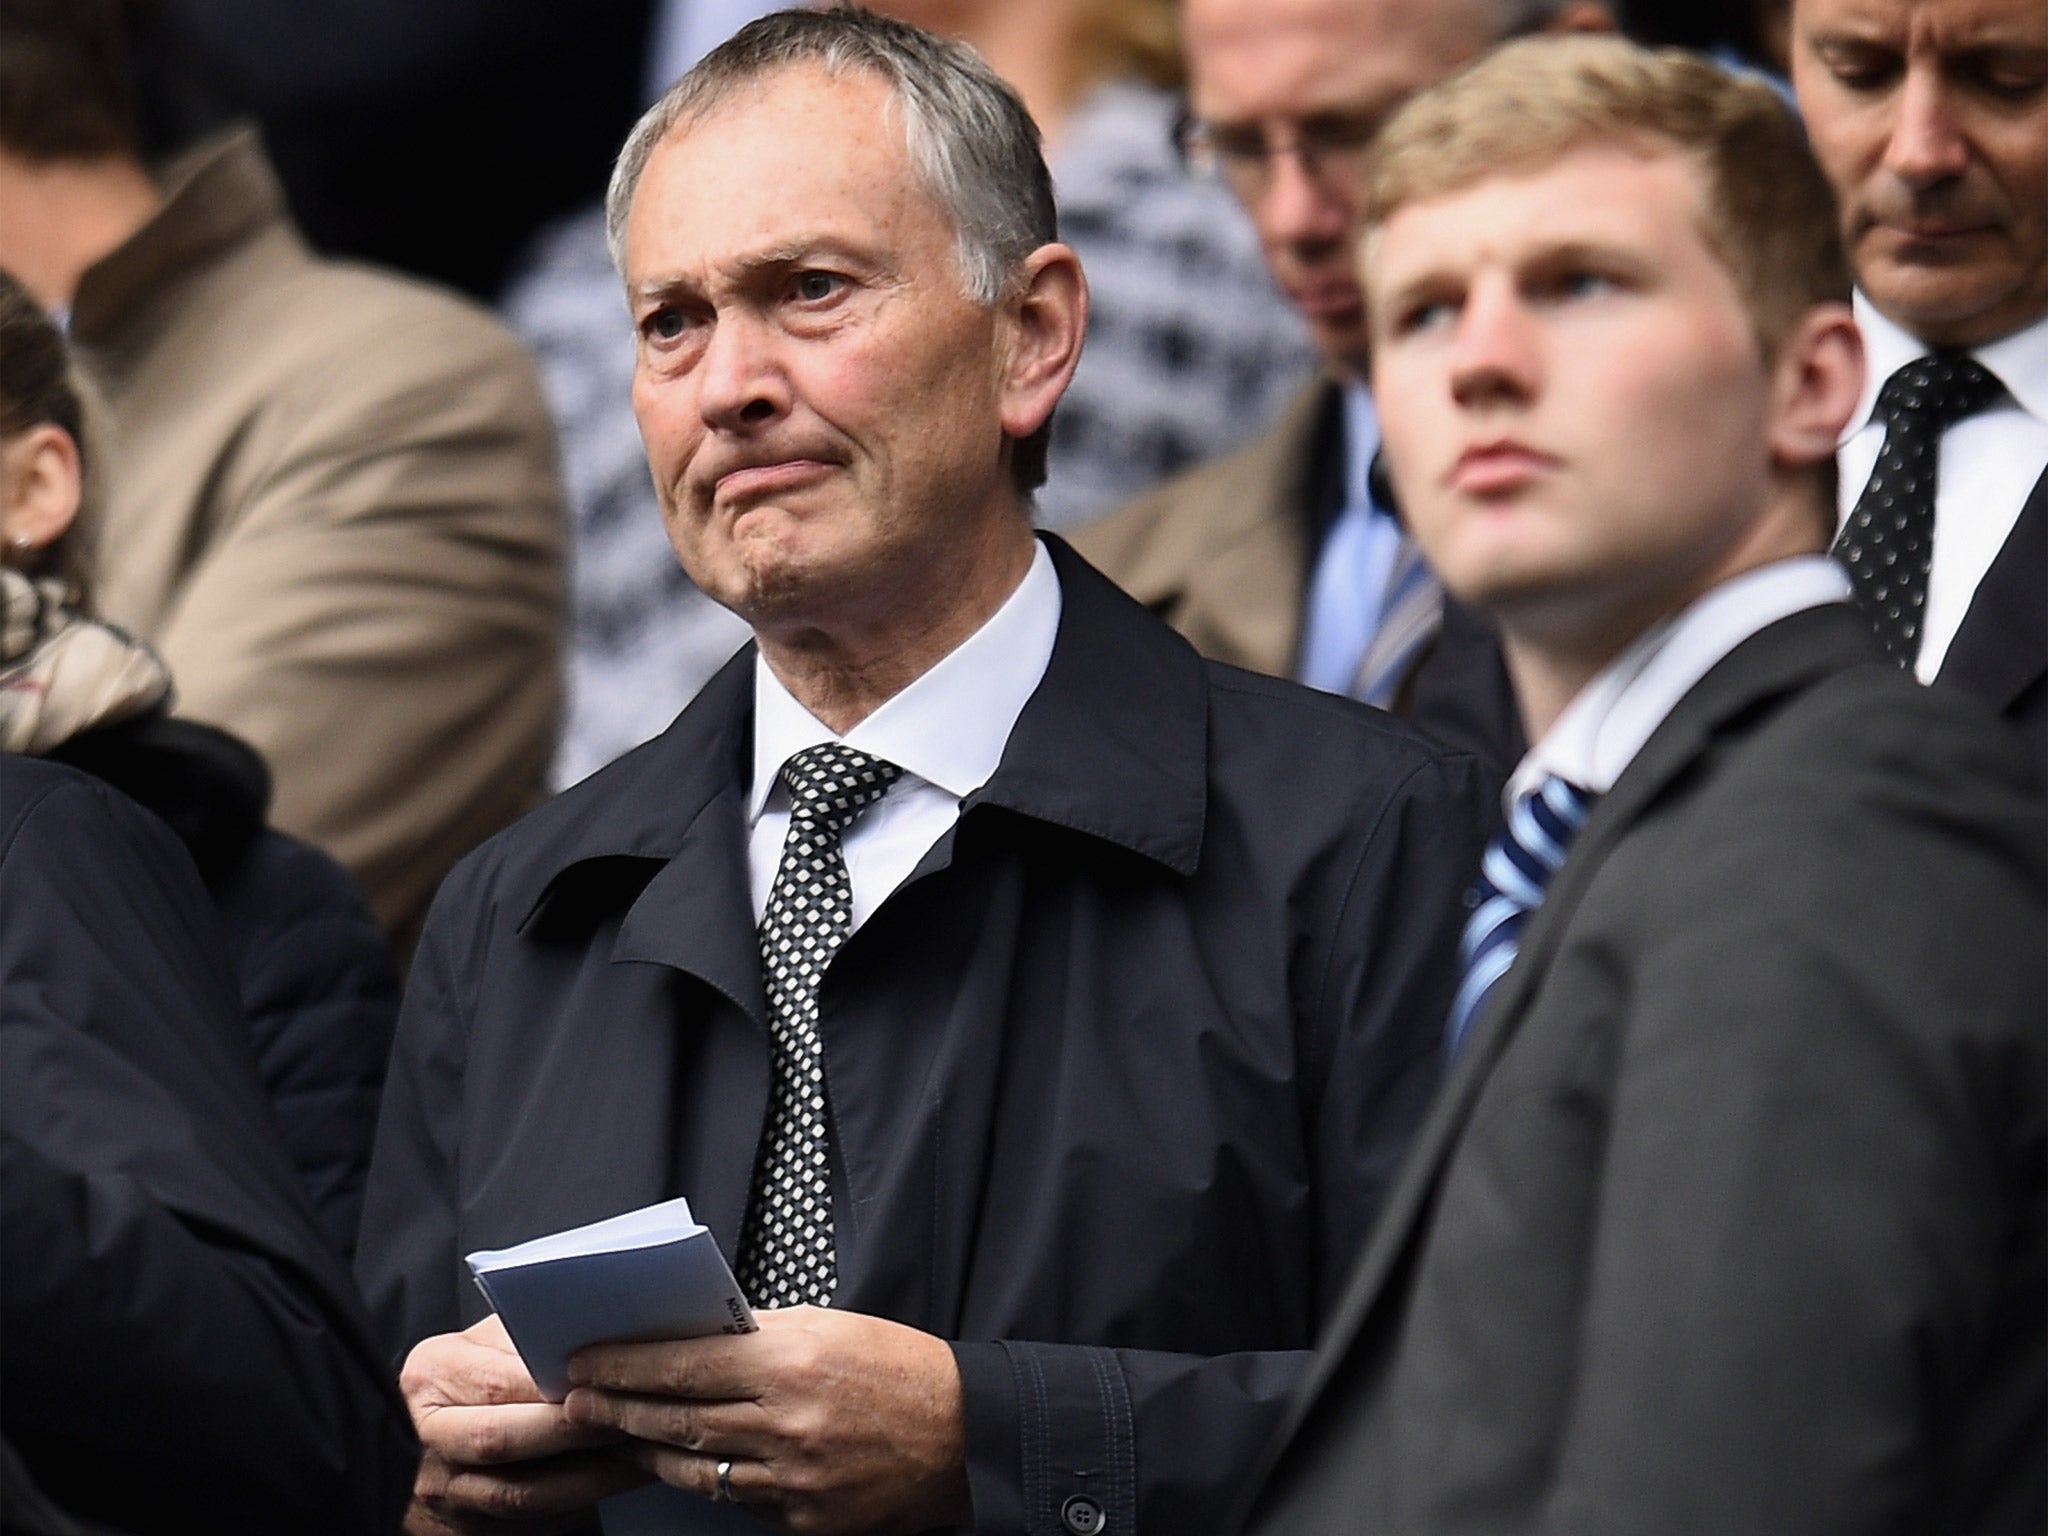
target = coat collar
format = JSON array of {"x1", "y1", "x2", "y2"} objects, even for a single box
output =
[
  {"x1": 70, "y1": 127, "x2": 290, "y2": 347},
  {"x1": 504, "y1": 535, "x2": 1208, "y2": 987},
  {"x1": 961, "y1": 536, "x2": 1207, "y2": 874},
  {"x1": 1276, "y1": 601, "x2": 1884, "y2": 1438}
]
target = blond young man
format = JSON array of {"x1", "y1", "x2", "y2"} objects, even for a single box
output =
[{"x1": 1242, "y1": 36, "x2": 2044, "y2": 1536}]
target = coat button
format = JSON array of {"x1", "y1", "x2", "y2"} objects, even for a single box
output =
[{"x1": 1060, "y1": 1494, "x2": 1107, "y2": 1535}]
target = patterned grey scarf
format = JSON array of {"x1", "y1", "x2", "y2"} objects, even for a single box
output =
[{"x1": 1, "y1": 567, "x2": 171, "y2": 754}]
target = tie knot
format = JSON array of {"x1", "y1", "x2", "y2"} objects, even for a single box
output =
[
  {"x1": 1500, "y1": 775, "x2": 1595, "y2": 889},
  {"x1": 779, "y1": 742, "x2": 904, "y2": 835},
  {"x1": 1875, "y1": 353, "x2": 2004, "y2": 433}
]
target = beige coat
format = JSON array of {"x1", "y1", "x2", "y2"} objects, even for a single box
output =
[
  {"x1": 1069, "y1": 378, "x2": 1340, "y2": 680},
  {"x1": 71, "y1": 130, "x2": 567, "y2": 961}
]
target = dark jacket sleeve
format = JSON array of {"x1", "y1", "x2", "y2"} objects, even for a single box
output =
[
  {"x1": 211, "y1": 825, "x2": 401, "y2": 1259},
  {"x1": 0, "y1": 762, "x2": 418, "y2": 1533},
  {"x1": 355, "y1": 869, "x2": 478, "y2": 1363},
  {"x1": 952, "y1": 747, "x2": 1495, "y2": 1536}
]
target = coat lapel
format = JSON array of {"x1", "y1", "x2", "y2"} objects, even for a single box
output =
[
  {"x1": 1170, "y1": 382, "x2": 1339, "y2": 678},
  {"x1": 510, "y1": 647, "x2": 767, "y2": 1028},
  {"x1": 609, "y1": 784, "x2": 767, "y2": 1029},
  {"x1": 1273, "y1": 604, "x2": 1880, "y2": 1445},
  {"x1": 1937, "y1": 466, "x2": 2046, "y2": 721},
  {"x1": 1075, "y1": 379, "x2": 1340, "y2": 678}
]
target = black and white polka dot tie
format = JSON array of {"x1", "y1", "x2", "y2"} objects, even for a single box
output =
[
  {"x1": 736, "y1": 742, "x2": 903, "y2": 1309},
  {"x1": 1834, "y1": 354, "x2": 2004, "y2": 667}
]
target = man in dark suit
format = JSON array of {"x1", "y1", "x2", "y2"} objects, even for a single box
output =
[
  {"x1": 358, "y1": 12, "x2": 1492, "y2": 1534},
  {"x1": 1243, "y1": 36, "x2": 2045, "y2": 1536},
  {"x1": 1792, "y1": 0, "x2": 2046, "y2": 768}
]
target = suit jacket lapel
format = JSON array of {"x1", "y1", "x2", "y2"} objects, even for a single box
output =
[
  {"x1": 1275, "y1": 604, "x2": 1879, "y2": 1445},
  {"x1": 1142, "y1": 379, "x2": 1341, "y2": 677},
  {"x1": 1937, "y1": 466, "x2": 2046, "y2": 720}
]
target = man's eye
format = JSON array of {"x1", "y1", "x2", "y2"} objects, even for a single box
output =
[
  {"x1": 1393, "y1": 299, "x2": 1456, "y2": 336},
  {"x1": 1966, "y1": 57, "x2": 2048, "y2": 101},
  {"x1": 1299, "y1": 114, "x2": 1382, "y2": 155},
  {"x1": 794, "y1": 272, "x2": 844, "y2": 303},
  {"x1": 1556, "y1": 271, "x2": 1617, "y2": 301},
  {"x1": 1821, "y1": 47, "x2": 1901, "y2": 91},
  {"x1": 643, "y1": 308, "x2": 688, "y2": 341},
  {"x1": 1206, "y1": 127, "x2": 1268, "y2": 162}
]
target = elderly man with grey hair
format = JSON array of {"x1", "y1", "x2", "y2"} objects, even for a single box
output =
[{"x1": 356, "y1": 9, "x2": 1490, "y2": 1534}]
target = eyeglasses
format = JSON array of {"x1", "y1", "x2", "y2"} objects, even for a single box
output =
[{"x1": 1173, "y1": 107, "x2": 1386, "y2": 203}]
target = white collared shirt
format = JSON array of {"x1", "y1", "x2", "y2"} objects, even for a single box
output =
[
  {"x1": 1510, "y1": 557, "x2": 1852, "y2": 805},
  {"x1": 1837, "y1": 296, "x2": 2048, "y2": 682},
  {"x1": 746, "y1": 540, "x2": 1061, "y2": 930}
]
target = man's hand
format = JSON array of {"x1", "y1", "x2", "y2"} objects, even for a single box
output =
[
  {"x1": 400, "y1": 1314, "x2": 650, "y2": 1533},
  {"x1": 563, "y1": 1306, "x2": 972, "y2": 1535}
]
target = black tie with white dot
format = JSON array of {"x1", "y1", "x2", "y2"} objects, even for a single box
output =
[
  {"x1": 737, "y1": 742, "x2": 903, "y2": 1310},
  {"x1": 1833, "y1": 353, "x2": 2005, "y2": 667}
]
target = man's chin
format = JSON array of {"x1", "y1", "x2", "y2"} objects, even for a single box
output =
[
  {"x1": 1305, "y1": 317, "x2": 1372, "y2": 378},
  {"x1": 1857, "y1": 241, "x2": 2043, "y2": 346}
]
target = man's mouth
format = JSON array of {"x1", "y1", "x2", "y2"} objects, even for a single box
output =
[
  {"x1": 1288, "y1": 281, "x2": 1365, "y2": 322},
  {"x1": 1448, "y1": 441, "x2": 1559, "y2": 498},
  {"x1": 712, "y1": 458, "x2": 837, "y2": 502}
]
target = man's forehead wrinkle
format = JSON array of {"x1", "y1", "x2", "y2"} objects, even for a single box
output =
[
  {"x1": 1190, "y1": 0, "x2": 1494, "y2": 124},
  {"x1": 624, "y1": 73, "x2": 922, "y2": 296},
  {"x1": 1804, "y1": 0, "x2": 2047, "y2": 48},
  {"x1": 628, "y1": 236, "x2": 890, "y2": 306}
]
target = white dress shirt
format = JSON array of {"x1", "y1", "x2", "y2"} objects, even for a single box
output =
[
  {"x1": 1837, "y1": 297, "x2": 2048, "y2": 682},
  {"x1": 1510, "y1": 557, "x2": 1852, "y2": 804},
  {"x1": 746, "y1": 540, "x2": 1061, "y2": 931}
]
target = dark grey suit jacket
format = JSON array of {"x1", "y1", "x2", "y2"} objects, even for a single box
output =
[{"x1": 1242, "y1": 602, "x2": 2046, "y2": 1536}]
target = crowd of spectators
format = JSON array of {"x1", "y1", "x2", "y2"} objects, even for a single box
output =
[{"x1": 0, "y1": 0, "x2": 2039, "y2": 1531}]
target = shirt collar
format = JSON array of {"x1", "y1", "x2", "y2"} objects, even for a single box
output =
[
  {"x1": 1340, "y1": 383, "x2": 1383, "y2": 514},
  {"x1": 748, "y1": 539, "x2": 1062, "y2": 820},
  {"x1": 1511, "y1": 555, "x2": 1851, "y2": 804},
  {"x1": 1847, "y1": 292, "x2": 2048, "y2": 440}
]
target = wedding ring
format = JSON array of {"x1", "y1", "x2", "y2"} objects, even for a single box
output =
[{"x1": 716, "y1": 1458, "x2": 736, "y2": 1504}]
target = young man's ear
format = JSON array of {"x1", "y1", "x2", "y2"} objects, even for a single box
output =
[
  {"x1": 998, "y1": 243, "x2": 1088, "y2": 444},
  {"x1": 1, "y1": 423, "x2": 84, "y2": 559},
  {"x1": 1767, "y1": 302, "x2": 1864, "y2": 476}
]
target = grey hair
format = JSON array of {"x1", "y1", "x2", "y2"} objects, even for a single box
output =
[{"x1": 603, "y1": 6, "x2": 1057, "y2": 306}]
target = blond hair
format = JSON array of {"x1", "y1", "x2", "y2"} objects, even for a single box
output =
[{"x1": 1361, "y1": 35, "x2": 1847, "y2": 358}]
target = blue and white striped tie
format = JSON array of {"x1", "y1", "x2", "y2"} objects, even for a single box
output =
[{"x1": 1446, "y1": 776, "x2": 1595, "y2": 1057}]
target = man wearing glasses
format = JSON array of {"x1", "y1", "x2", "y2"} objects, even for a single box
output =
[{"x1": 1076, "y1": 0, "x2": 1609, "y2": 775}]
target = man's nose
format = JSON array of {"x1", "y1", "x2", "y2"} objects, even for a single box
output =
[
  {"x1": 1253, "y1": 146, "x2": 1354, "y2": 251},
  {"x1": 1882, "y1": 64, "x2": 1971, "y2": 190},
  {"x1": 698, "y1": 312, "x2": 790, "y2": 430},
  {"x1": 1448, "y1": 281, "x2": 1539, "y2": 405}
]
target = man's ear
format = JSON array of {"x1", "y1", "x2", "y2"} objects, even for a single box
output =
[
  {"x1": 1541, "y1": 2, "x2": 1617, "y2": 35},
  {"x1": 1766, "y1": 302, "x2": 1863, "y2": 476},
  {"x1": 997, "y1": 243, "x2": 1088, "y2": 443},
  {"x1": 1, "y1": 423, "x2": 83, "y2": 558}
]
